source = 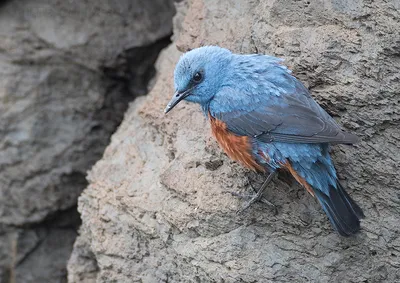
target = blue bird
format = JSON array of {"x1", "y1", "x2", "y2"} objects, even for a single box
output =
[{"x1": 165, "y1": 46, "x2": 364, "y2": 236}]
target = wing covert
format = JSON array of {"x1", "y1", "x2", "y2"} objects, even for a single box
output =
[{"x1": 212, "y1": 88, "x2": 358, "y2": 145}]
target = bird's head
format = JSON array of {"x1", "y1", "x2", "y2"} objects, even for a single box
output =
[{"x1": 164, "y1": 46, "x2": 232, "y2": 113}]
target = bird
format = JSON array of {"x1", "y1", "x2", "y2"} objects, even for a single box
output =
[{"x1": 164, "y1": 46, "x2": 364, "y2": 236}]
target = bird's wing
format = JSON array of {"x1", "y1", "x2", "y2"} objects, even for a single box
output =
[{"x1": 212, "y1": 86, "x2": 358, "y2": 145}]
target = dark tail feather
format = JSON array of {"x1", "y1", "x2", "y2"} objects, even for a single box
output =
[{"x1": 314, "y1": 182, "x2": 364, "y2": 236}]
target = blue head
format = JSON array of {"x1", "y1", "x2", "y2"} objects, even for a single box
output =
[{"x1": 164, "y1": 46, "x2": 232, "y2": 113}]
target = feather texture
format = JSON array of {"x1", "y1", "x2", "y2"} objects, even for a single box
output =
[
  {"x1": 208, "y1": 113, "x2": 263, "y2": 172},
  {"x1": 168, "y1": 46, "x2": 364, "y2": 236}
]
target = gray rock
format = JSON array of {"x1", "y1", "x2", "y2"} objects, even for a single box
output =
[
  {"x1": 69, "y1": 0, "x2": 400, "y2": 282},
  {"x1": 0, "y1": 0, "x2": 175, "y2": 282}
]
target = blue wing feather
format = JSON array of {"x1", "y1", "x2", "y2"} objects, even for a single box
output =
[
  {"x1": 208, "y1": 54, "x2": 353, "y2": 195},
  {"x1": 209, "y1": 56, "x2": 358, "y2": 144}
]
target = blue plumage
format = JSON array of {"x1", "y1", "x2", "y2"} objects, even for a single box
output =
[{"x1": 165, "y1": 46, "x2": 364, "y2": 236}]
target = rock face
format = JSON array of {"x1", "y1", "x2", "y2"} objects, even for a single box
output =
[
  {"x1": 0, "y1": 0, "x2": 174, "y2": 282},
  {"x1": 68, "y1": 0, "x2": 400, "y2": 282}
]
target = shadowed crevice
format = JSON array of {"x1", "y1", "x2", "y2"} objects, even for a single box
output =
[{"x1": 1, "y1": 35, "x2": 173, "y2": 283}]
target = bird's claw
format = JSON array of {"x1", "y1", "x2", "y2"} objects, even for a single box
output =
[
  {"x1": 236, "y1": 194, "x2": 277, "y2": 215},
  {"x1": 224, "y1": 171, "x2": 278, "y2": 215},
  {"x1": 223, "y1": 190, "x2": 277, "y2": 215}
]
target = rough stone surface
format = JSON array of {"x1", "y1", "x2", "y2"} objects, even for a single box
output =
[
  {"x1": 69, "y1": 0, "x2": 400, "y2": 282},
  {"x1": 0, "y1": 0, "x2": 174, "y2": 282}
]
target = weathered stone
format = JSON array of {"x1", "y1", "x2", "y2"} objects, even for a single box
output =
[
  {"x1": 69, "y1": 0, "x2": 400, "y2": 282},
  {"x1": 0, "y1": 0, "x2": 175, "y2": 281}
]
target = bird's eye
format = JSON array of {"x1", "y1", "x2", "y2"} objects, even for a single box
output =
[{"x1": 193, "y1": 72, "x2": 203, "y2": 83}]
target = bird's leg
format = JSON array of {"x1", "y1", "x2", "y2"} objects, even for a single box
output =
[
  {"x1": 237, "y1": 171, "x2": 278, "y2": 214},
  {"x1": 248, "y1": 182, "x2": 275, "y2": 208}
]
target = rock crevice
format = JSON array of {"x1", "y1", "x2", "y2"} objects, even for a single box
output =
[{"x1": 0, "y1": 0, "x2": 175, "y2": 282}]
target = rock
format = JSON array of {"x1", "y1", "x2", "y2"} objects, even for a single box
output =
[
  {"x1": 0, "y1": 0, "x2": 175, "y2": 282},
  {"x1": 68, "y1": 0, "x2": 400, "y2": 282},
  {"x1": 67, "y1": 233, "x2": 99, "y2": 283}
]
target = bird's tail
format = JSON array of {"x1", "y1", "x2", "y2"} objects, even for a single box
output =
[
  {"x1": 289, "y1": 156, "x2": 365, "y2": 236},
  {"x1": 313, "y1": 181, "x2": 365, "y2": 236}
]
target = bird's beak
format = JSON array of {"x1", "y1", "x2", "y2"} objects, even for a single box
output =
[{"x1": 164, "y1": 88, "x2": 192, "y2": 114}]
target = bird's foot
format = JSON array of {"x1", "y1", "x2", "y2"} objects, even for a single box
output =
[
  {"x1": 223, "y1": 171, "x2": 278, "y2": 215},
  {"x1": 223, "y1": 190, "x2": 277, "y2": 215},
  {"x1": 237, "y1": 189, "x2": 276, "y2": 215}
]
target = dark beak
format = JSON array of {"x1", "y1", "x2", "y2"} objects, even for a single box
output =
[{"x1": 164, "y1": 88, "x2": 192, "y2": 114}]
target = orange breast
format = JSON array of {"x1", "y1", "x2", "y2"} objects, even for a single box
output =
[{"x1": 208, "y1": 113, "x2": 264, "y2": 172}]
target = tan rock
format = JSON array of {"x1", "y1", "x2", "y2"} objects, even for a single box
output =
[{"x1": 69, "y1": 0, "x2": 400, "y2": 282}]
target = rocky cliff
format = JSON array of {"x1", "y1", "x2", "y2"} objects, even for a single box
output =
[
  {"x1": 0, "y1": 0, "x2": 174, "y2": 282},
  {"x1": 67, "y1": 0, "x2": 400, "y2": 282}
]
